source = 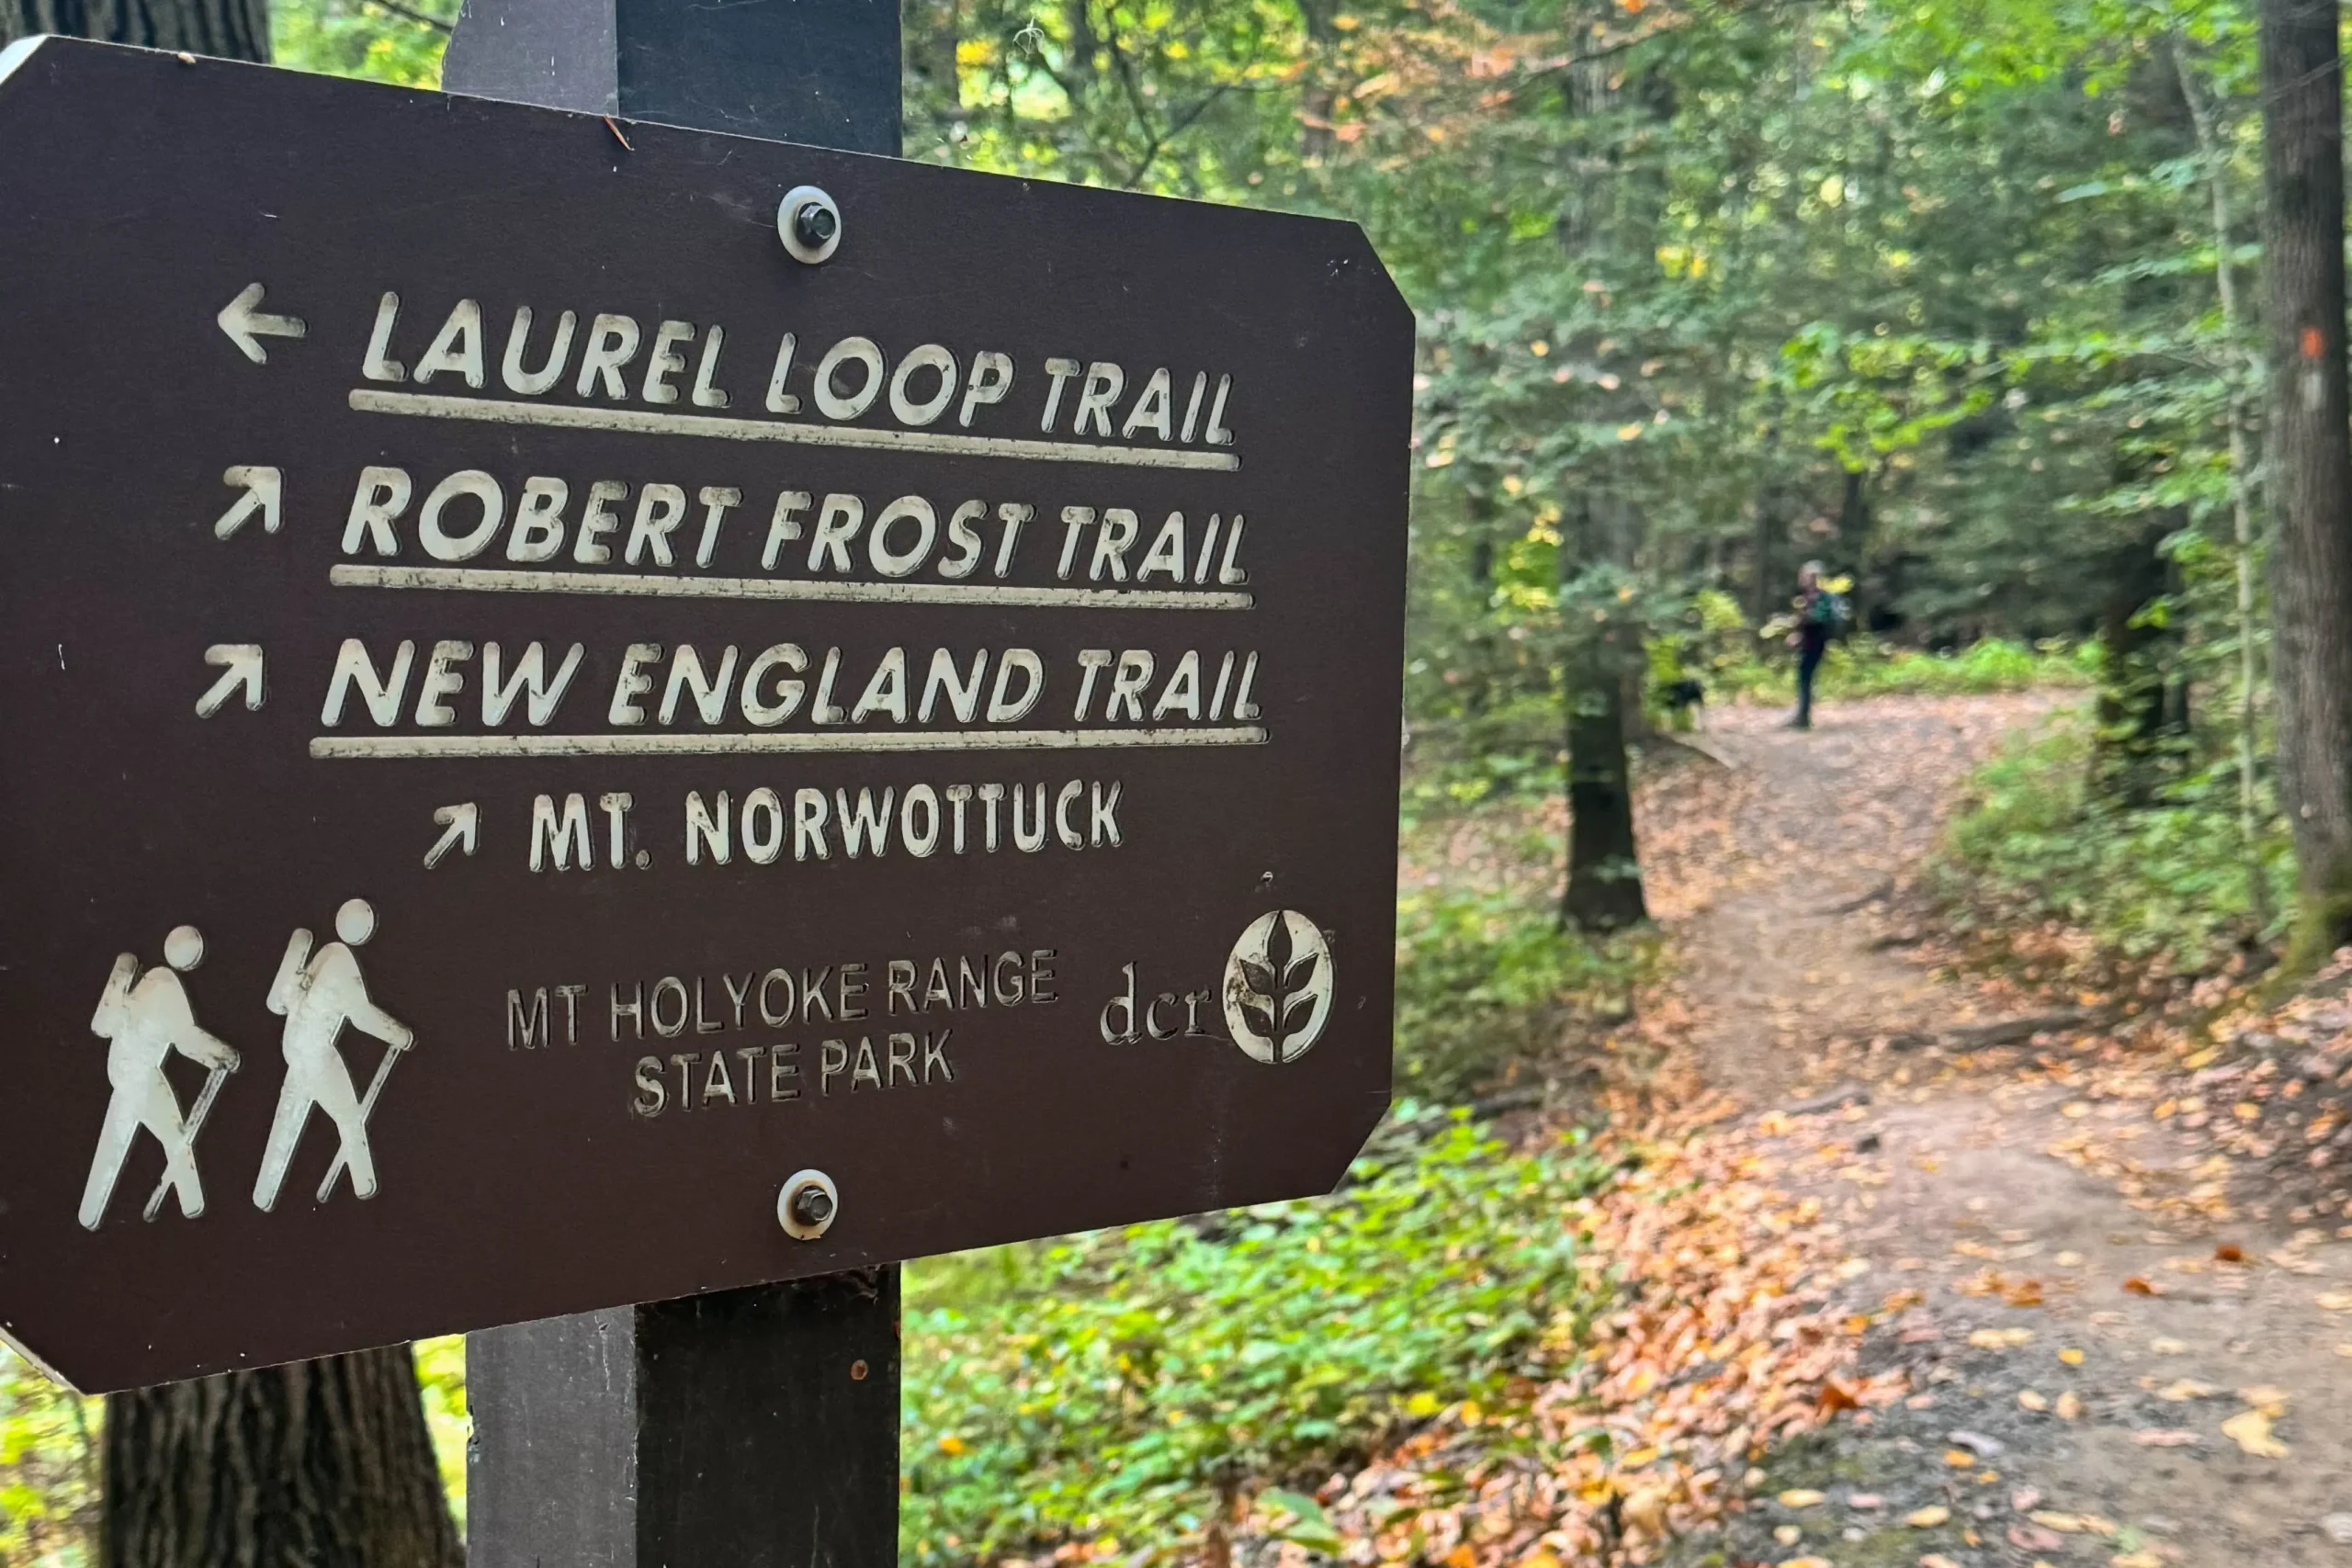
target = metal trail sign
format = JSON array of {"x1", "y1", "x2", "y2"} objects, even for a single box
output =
[{"x1": 0, "y1": 36, "x2": 1412, "y2": 1394}]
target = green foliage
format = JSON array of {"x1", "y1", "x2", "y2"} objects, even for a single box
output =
[
  {"x1": 1938, "y1": 712, "x2": 2291, "y2": 972},
  {"x1": 0, "y1": 1347, "x2": 98, "y2": 1567},
  {"x1": 1713, "y1": 637, "x2": 2096, "y2": 703},
  {"x1": 899, "y1": 1116, "x2": 1605, "y2": 1565},
  {"x1": 271, "y1": 0, "x2": 450, "y2": 85},
  {"x1": 1394, "y1": 886, "x2": 1634, "y2": 1099},
  {"x1": 413, "y1": 1337, "x2": 469, "y2": 1533}
]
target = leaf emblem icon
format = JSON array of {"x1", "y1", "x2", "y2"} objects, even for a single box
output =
[{"x1": 1221, "y1": 910, "x2": 1336, "y2": 1065}]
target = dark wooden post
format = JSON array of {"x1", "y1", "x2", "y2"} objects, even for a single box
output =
[{"x1": 446, "y1": 3, "x2": 905, "y2": 1561}]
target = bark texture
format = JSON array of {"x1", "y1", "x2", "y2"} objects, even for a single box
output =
[
  {"x1": 103, "y1": 1347, "x2": 461, "y2": 1568},
  {"x1": 1561, "y1": 492, "x2": 1650, "y2": 932},
  {"x1": 1, "y1": 0, "x2": 267, "y2": 58},
  {"x1": 2259, "y1": 0, "x2": 2352, "y2": 953}
]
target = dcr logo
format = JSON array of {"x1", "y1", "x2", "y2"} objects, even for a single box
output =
[{"x1": 1220, "y1": 909, "x2": 1334, "y2": 1065}]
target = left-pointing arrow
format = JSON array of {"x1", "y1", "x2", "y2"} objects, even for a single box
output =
[
  {"x1": 213, "y1": 466, "x2": 282, "y2": 539},
  {"x1": 196, "y1": 644, "x2": 265, "y2": 716},
  {"x1": 217, "y1": 283, "x2": 307, "y2": 365}
]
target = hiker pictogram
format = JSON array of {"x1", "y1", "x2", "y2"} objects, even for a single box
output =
[
  {"x1": 253, "y1": 898, "x2": 414, "y2": 1211},
  {"x1": 79, "y1": 926, "x2": 242, "y2": 1229}
]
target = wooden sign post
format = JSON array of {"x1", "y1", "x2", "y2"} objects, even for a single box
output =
[{"x1": 447, "y1": 2, "x2": 908, "y2": 1558}]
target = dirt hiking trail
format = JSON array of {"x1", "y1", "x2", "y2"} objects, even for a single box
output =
[{"x1": 1656, "y1": 695, "x2": 2352, "y2": 1568}]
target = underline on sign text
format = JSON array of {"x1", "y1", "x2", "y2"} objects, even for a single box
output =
[
  {"x1": 348, "y1": 389, "x2": 1244, "y2": 471},
  {"x1": 308, "y1": 727, "x2": 1270, "y2": 760},
  {"x1": 328, "y1": 564, "x2": 1254, "y2": 611}
]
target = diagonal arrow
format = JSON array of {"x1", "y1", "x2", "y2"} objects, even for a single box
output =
[
  {"x1": 217, "y1": 283, "x2": 307, "y2": 365},
  {"x1": 424, "y1": 802, "x2": 480, "y2": 869},
  {"x1": 195, "y1": 644, "x2": 265, "y2": 716},
  {"x1": 213, "y1": 466, "x2": 282, "y2": 539}
]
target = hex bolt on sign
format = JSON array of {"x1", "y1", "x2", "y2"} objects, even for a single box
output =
[
  {"x1": 777, "y1": 1168, "x2": 838, "y2": 1239},
  {"x1": 776, "y1": 186, "x2": 841, "y2": 265}
]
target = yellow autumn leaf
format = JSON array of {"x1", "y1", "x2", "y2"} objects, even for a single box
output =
[
  {"x1": 2018, "y1": 1389, "x2": 2049, "y2": 1411},
  {"x1": 2059, "y1": 1348, "x2": 2086, "y2": 1365},
  {"x1": 2222, "y1": 1407, "x2": 2289, "y2": 1458},
  {"x1": 1778, "y1": 1489, "x2": 1826, "y2": 1509},
  {"x1": 2031, "y1": 1511, "x2": 2086, "y2": 1532},
  {"x1": 1905, "y1": 1505, "x2": 1951, "y2": 1528},
  {"x1": 2112, "y1": 1554, "x2": 2164, "y2": 1568},
  {"x1": 1615, "y1": 423, "x2": 1645, "y2": 441},
  {"x1": 937, "y1": 1434, "x2": 967, "y2": 1455},
  {"x1": 2055, "y1": 1392, "x2": 2084, "y2": 1420},
  {"x1": 2238, "y1": 1384, "x2": 2290, "y2": 1416}
]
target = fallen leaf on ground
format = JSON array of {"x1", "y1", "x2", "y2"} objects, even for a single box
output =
[
  {"x1": 2055, "y1": 1392, "x2": 2085, "y2": 1420},
  {"x1": 2238, "y1": 1383, "x2": 2291, "y2": 1416},
  {"x1": 2148, "y1": 1337, "x2": 2188, "y2": 1355},
  {"x1": 1906, "y1": 1505, "x2": 1951, "y2": 1528},
  {"x1": 2018, "y1": 1389, "x2": 2049, "y2": 1411},
  {"x1": 2132, "y1": 1428, "x2": 2199, "y2": 1447},
  {"x1": 1920, "y1": 1556, "x2": 1962, "y2": 1568},
  {"x1": 1778, "y1": 1490, "x2": 1826, "y2": 1509},
  {"x1": 2123, "y1": 1276, "x2": 2158, "y2": 1296},
  {"x1": 2060, "y1": 1348, "x2": 2086, "y2": 1365},
  {"x1": 2155, "y1": 1378, "x2": 2215, "y2": 1401},
  {"x1": 2111, "y1": 1553, "x2": 2163, "y2": 1568},
  {"x1": 2222, "y1": 1407, "x2": 2289, "y2": 1457}
]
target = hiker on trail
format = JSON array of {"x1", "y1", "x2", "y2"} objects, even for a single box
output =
[
  {"x1": 1788, "y1": 560, "x2": 1843, "y2": 729},
  {"x1": 253, "y1": 898, "x2": 413, "y2": 1212},
  {"x1": 79, "y1": 926, "x2": 240, "y2": 1229}
]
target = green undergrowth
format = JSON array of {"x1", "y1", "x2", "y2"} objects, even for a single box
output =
[
  {"x1": 899, "y1": 1112, "x2": 1606, "y2": 1566},
  {"x1": 1395, "y1": 884, "x2": 1645, "y2": 1100},
  {"x1": 1934, "y1": 713, "x2": 2291, "y2": 977},
  {"x1": 0, "y1": 1347, "x2": 96, "y2": 1567},
  {"x1": 1708, "y1": 636, "x2": 2093, "y2": 705}
]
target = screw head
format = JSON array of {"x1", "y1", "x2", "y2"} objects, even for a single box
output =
[
  {"x1": 794, "y1": 203, "x2": 838, "y2": 248},
  {"x1": 776, "y1": 186, "x2": 842, "y2": 265},
  {"x1": 776, "y1": 1168, "x2": 839, "y2": 1239}
]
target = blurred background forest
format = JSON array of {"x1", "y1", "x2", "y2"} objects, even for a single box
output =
[{"x1": 7, "y1": 0, "x2": 2347, "y2": 1562}]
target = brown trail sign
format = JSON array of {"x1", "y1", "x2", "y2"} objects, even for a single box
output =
[{"x1": 0, "y1": 35, "x2": 1412, "y2": 1396}]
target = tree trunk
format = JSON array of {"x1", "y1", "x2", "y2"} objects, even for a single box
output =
[
  {"x1": 1834, "y1": 467, "x2": 1870, "y2": 627},
  {"x1": 2259, "y1": 0, "x2": 2352, "y2": 956},
  {"x1": 1749, "y1": 489, "x2": 1781, "y2": 625},
  {"x1": 2176, "y1": 31, "x2": 2274, "y2": 930},
  {"x1": 1561, "y1": 494, "x2": 1648, "y2": 931},
  {"x1": 1563, "y1": 660, "x2": 1649, "y2": 931},
  {"x1": 0, "y1": 8, "x2": 462, "y2": 1566},
  {"x1": 2089, "y1": 517, "x2": 2178, "y2": 808},
  {"x1": 104, "y1": 1349, "x2": 461, "y2": 1568},
  {"x1": 1, "y1": 0, "x2": 266, "y2": 58}
]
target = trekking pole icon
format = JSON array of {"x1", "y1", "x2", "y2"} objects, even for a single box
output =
[{"x1": 252, "y1": 898, "x2": 414, "y2": 1212}]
